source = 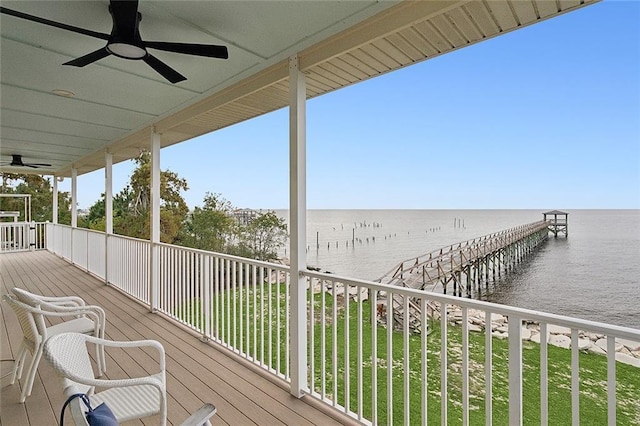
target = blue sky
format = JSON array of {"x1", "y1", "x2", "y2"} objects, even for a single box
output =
[{"x1": 68, "y1": 1, "x2": 639, "y2": 210}]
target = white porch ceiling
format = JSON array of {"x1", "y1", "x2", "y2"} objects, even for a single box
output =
[{"x1": 0, "y1": 0, "x2": 597, "y2": 177}]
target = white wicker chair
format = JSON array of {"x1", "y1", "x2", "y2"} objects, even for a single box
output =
[
  {"x1": 2, "y1": 290, "x2": 106, "y2": 403},
  {"x1": 45, "y1": 332, "x2": 216, "y2": 426},
  {"x1": 11, "y1": 287, "x2": 107, "y2": 374}
]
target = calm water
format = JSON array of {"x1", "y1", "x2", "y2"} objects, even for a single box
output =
[{"x1": 276, "y1": 210, "x2": 640, "y2": 329}]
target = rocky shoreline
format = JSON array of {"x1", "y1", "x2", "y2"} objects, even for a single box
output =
[{"x1": 446, "y1": 307, "x2": 640, "y2": 368}]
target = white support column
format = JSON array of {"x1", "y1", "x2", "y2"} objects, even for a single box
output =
[
  {"x1": 508, "y1": 315, "x2": 523, "y2": 425},
  {"x1": 105, "y1": 151, "x2": 113, "y2": 286},
  {"x1": 105, "y1": 151, "x2": 113, "y2": 235},
  {"x1": 289, "y1": 54, "x2": 307, "y2": 398},
  {"x1": 150, "y1": 130, "x2": 161, "y2": 312},
  {"x1": 71, "y1": 167, "x2": 78, "y2": 228},
  {"x1": 52, "y1": 176, "x2": 59, "y2": 224}
]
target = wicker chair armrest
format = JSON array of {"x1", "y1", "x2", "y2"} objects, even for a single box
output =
[
  {"x1": 80, "y1": 335, "x2": 166, "y2": 371},
  {"x1": 181, "y1": 403, "x2": 217, "y2": 426}
]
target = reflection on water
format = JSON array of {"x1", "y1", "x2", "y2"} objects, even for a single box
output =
[{"x1": 277, "y1": 209, "x2": 640, "y2": 329}]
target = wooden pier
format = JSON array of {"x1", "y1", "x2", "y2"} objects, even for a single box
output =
[{"x1": 376, "y1": 220, "x2": 551, "y2": 331}]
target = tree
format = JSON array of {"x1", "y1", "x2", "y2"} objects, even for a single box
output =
[
  {"x1": 81, "y1": 152, "x2": 189, "y2": 243},
  {"x1": 177, "y1": 192, "x2": 236, "y2": 252},
  {"x1": 236, "y1": 211, "x2": 288, "y2": 261},
  {"x1": 0, "y1": 173, "x2": 71, "y2": 224}
]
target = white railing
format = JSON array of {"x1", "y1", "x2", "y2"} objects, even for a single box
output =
[
  {"x1": 0, "y1": 221, "x2": 47, "y2": 252},
  {"x1": 40, "y1": 224, "x2": 640, "y2": 425},
  {"x1": 157, "y1": 243, "x2": 291, "y2": 380},
  {"x1": 107, "y1": 234, "x2": 150, "y2": 303},
  {"x1": 302, "y1": 270, "x2": 640, "y2": 426}
]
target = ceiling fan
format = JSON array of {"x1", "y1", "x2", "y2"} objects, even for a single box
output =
[
  {"x1": 0, "y1": 0, "x2": 229, "y2": 83},
  {"x1": 0, "y1": 155, "x2": 52, "y2": 169}
]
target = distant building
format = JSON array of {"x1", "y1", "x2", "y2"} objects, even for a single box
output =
[{"x1": 233, "y1": 208, "x2": 259, "y2": 226}]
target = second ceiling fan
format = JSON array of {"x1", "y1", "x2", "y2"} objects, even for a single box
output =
[{"x1": 0, "y1": 0, "x2": 229, "y2": 83}]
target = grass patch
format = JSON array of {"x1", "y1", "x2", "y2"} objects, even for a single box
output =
[{"x1": 179, "y1": 284, "x2": 640, "y2": 424}]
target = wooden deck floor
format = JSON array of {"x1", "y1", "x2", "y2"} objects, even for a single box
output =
[{"x1": 1, "y1": 251, "x2": 348, "y2": 426}]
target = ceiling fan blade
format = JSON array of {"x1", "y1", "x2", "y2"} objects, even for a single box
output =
[
  {"x1": 143, "y1": 54, "x2": 186, "y2": 83},
  {"x1": 28, "y1": 163, "x2": 53, "y2": 167},
  {"x1": 108, "y1": 0, "x2": 140, "y2": 39},
  {"x1": 0, "y1": 7, "x2": 109, "y2": 40},
  {"x1": 143, "y1": 41, "x2": 229, "y2": 59},
  {"x1": 63, "y1": 47, "x2": 110, "y2": 67},
  {"x1": 24, "y1": 164, "x2": 39, "y2": 168}
]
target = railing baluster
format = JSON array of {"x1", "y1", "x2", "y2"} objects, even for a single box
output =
[
  {"x1": 485, "y1": 311, "x2": 493, "y2": 426},
  {"x1": 357, "y1": 285, "x2": 363, "y2": 422},
  {"x1": 571, "y1": 328, "x2": 580, "y2": 426},
  {"x1": 441, "y1": 303, "x2": 448, "y2": 426},
  {"x1": 309, "y1": 277, "x2": 316, "y2": 394},
  {"x1": 332, "y1": 281, "x2": 338, "y2": 407},
  {"x1": 321, "y1": 278, "x2": 326, "y2": 399},
  {"x1": 285, "y1": 271, "x2": 290, "y2": 379},
  {"x1": 344, "y1": 282, "x2": 350, "y2": 413},
  {"x1": 371, "y1": 289, "x2": 378, "y2": 425},
  {"x1": 540, "y1": 322, "x2": 548, "y2": 426},
  {"x1": 276, "y1": 267, "x2": 281, "y2": 374},
  {"x1": 462, "y1": 306, "x2": 469, "y2": 426},
  {"x1": 403, "y1": 295, "x2": 410, "y2": 426},
  {"x1": 252, "y1": 264, "x2": 257, "y2": 360},
  {"x1": 422, "y1": 298, "x2": 428, "y2": 426},
  {"x1": 387, "y1": 291, "x2": 393, "y2": 425},
  {"x1": 607, "y1": 336, "x2": 616, "y2": 425}
]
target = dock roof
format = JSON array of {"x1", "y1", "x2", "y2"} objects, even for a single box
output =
[{"x1": 543, "y1": 210, "x2": 569, "y2": 215}]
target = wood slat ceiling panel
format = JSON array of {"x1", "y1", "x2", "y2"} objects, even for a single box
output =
[
  {"x1": 222, "y1": 101, "x2": 265, "y2": 118},
  {"x1": 338, "y1": 53, "x2": 381, "y2": 77},
  {"x1": 312, "y1": 64, "x2": 355, "y2": 88},
  {"x1": 397, "y1": 27, "x2": 440, "y2": 57},
  {"x1": 358, "y1": 43, "x2": 399, "y2": 70},
  {"x1": 559, "y1": 0, "x2": 582, "y2": 9},
  {"x1": 413, "y1": 21, "x2": 450, "y2": 54},
  {"x1": 463, "y1": 2, "x2": 500, "y2": 37},
  {"x1": 318, "y1": 60, "x2": 366, "y2": 84},
  {"x1": 485, "y1": 1, "x2": 519, "y2": 31},
  {"x1": 511, "y1": 0, "x2": 539, "y2": 24},
  {"x1": 430, "y1": 14, "x2": 467, "y2": 48},
  {"x1": 446, "y1": 7, "x2": 484, "y2": 43},
  {"x1": 535, "y1": 0, "x2": 560, "y2": 18},
  {"x1": 170, "y1": 122, "x2": 211, "y2": 137},
  {"x1": 348, "y1": 48, "x2": 389, "y2": 74},
  {"x1": 305, "y1": 73, "x2": 339, "y2": 93},
  {"x1": 373, "y1": 38, "x2": 414, "y2": 67},
  {"x1": 384, "y1": 32, "x2": 425, "y2": 63}
]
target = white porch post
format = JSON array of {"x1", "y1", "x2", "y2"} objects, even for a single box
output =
[
  {"x1": 105, "y1": 151, "x2": 113, "y2": 285},
  {"x1": 289, "y1": 54, "x2": 307, "y2": 398},
  {"x1": 150, "y1": 130, "x2": 161, "y2": 312},
  {"x1": 71, "y1": 167, "x2": 78, "y2": 227},
  {"x1": 52, "y1": 176, "x2": 59, "y2": 224},
  {"x1": 105, "y1": 151, "x2": 113, "y2": 234},
  {"x1": 509, "y1": 316, "x2": 523, "y2": 425}
]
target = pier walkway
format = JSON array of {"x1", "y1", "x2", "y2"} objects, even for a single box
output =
[{"x1": 376, "y1": 220, "x2": 551, "y2": 331}]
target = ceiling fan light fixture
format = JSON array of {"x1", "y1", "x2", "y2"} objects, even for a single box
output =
[{"x1": 107, "y1": 42, "x2": 146, "y2": 59}]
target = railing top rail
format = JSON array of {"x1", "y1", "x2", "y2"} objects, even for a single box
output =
[
  {"x1": 52, "y1": 224, "x2": 149, "y2": 243},
  {"x1": 157, "y1": 242, "x2": 289, "y2": 271}
]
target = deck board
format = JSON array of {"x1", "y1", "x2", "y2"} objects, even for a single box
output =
[{"x1": 1, "y1": 251, "x2": 349, "y2": 426}]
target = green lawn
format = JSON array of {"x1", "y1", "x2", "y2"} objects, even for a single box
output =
[{"x1": 179, "y1": 284, "x2": 640, "y2": 425}]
